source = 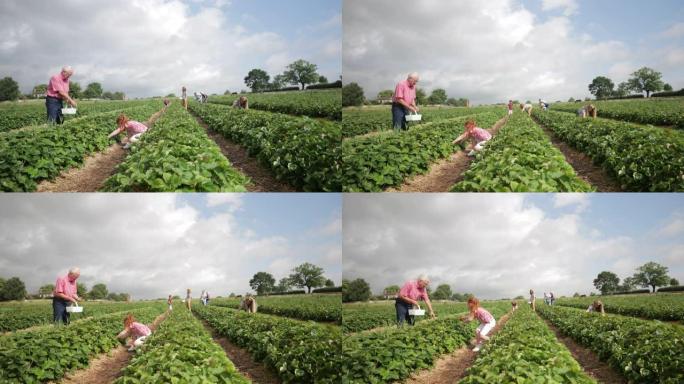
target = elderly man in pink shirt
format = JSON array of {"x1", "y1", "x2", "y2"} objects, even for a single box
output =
[
  {"x1": 46, "y1": 66, "x2": 77, "y2": 124},
  {"x1": 52, "y1": 267, "x2": 82, "y2": 324},
  {"x1": 392, "y1": 72, "x2": 420, "y2": 131},
  {"x1": 396, "y1": 274, "x2": 435, "y2": 326}
]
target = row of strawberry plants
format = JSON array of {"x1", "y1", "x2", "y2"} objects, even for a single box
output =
[
  {"x1": 0, "y1": 301, "x2": 168, "y2": 333},
  {"x1": 194, "y1": 304, "x2": 342, "y2": 383},
  {"x1": 341, "y1": 112, "x2": 504, "y2": 191},
  {"x1": 537, "y1": 305, "x2": 684, "y2": 384},
  {"x1": 532, "y1": 110, "x2": 684, "y2": 191},
  {"x1": 103, "y1": 103, "x2": 249, "y2": 192},
  {"x1": 342, "y1": 302, "x2": 471, "y2": 333},
  {"x1": 211, "y1": 294, "x2": 341, "y2": 323},
  {"x1": 342, "y1": 302, "x2": 510, "y2": 383},
  {"x1": 550, "y1": 99, "x2": 684, "y2": 129},
  {"x1": 0, "y1": 103, "x2": 161, "y2": 191},
  {"x1": 459, "y1": 305, "x2": 595, "y2": 383},
  {"x1": 554, "y1": 293, "x2": 684, "y2": 321},
  {"x1": 208, "y1": 89, "x2": 341, "y2": 120},
  {"x1": 115, "y1": 308, "x2": 249, "y2": 384},
  {"x1": 189, "y1": 102, "x2": 342, "y2": 191},
  {"x1": 0, "y1": 305, "x2": 165, "y2": 383},
  {"x1": 452, "y1": 112, "x2": 594, "y2": 192}
]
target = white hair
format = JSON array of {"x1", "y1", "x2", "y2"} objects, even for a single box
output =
[
  {"x1": 68, "y1": 267, "x2": 80, "y2": 275},
  {"x1": 408, "y1": 72, "x2": 419, "y2": 80},
  {"x1": 417, "y1": 274, "x2": 429, "y2": 283},
  {"x1": 62, "y1": 66, "x2": 74, "y2": 74}
]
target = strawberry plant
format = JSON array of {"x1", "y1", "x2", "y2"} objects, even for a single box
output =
[
  {"x1": 341, "y1": 112, "x2": 504, "y2": 191},
  {"x1": 208, "y1": 89, "x2": 341, "y2": 120},
  {"x1": 115, "y1": 308, "x2": 249, "y2": 384},
  {"x1": 194, "y1": 304, "x2": 342, "y2": 383},
  {"x1": 189, "y1": 102, "x2": 342, "y2": 191},
  {"x1": 342, "y1": 302, "x2": 472, "y2": 333},
  {"x1": 0, "y1": 305, "x2": 164, "y2": 383},
  {"x1": 537, "y1": 305, "x2": 684, "y2": 384},
  {"x1": 555, "y1": 293, "x2": 684, "y2": 321},
  {"x1": 103, "y1": 103, "x2": 249, "y2": 192},
  {"x1": 452, "y1": 112, "x2": 594, "y2": 192},
  {"x1": 533, "y1": 110, "x2": 684, "y2": 191},
  {"x1": 459, "y1": 306, "x2": 596, "y2": 383},
  {"x1": 550, "y1": 98, "x2": 684, "y2": 129},
  {"x1": 211, "y1": 294, "x2": 341, "y2": 323}
]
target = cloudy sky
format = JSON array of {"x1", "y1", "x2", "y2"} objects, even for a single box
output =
[
  {"x1": 343, "y1": 194, "x2": 684, "y2": 299},
  {"x1": 0, "y1": 194, "x2": 341, "y2": 300},
  {"x1": 343, "y1": 0, "x2": 684, "y2": 105},
  {"x1": 0, "y1": 0, "x2": 341, "y2": 98}
]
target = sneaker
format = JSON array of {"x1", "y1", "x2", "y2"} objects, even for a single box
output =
[
  {"x1": 122, "y1": 142, "x2": 132, "y2": 150},
  {"x1": 472, "y1": 344, "x2": 482, "y2": 352},
  {"x1": 467, "y1": 150, "x2": 476, "y2": 157}
]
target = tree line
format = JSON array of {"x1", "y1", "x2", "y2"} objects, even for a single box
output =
[
  {"x1": 0, "y1": 77, "x2": 126, "y2": 102},
  {"x1": 0, "y1": 276, "x2": 130, "y2": 302},
  {"x1": 241, "y1": 59, "x2": 341, "y2": 93},
  {"x1": 343, "y1": 278, "x2": 477, "y2": 303},
  {"x1": 593, "y1": 261, "x2": 680, "y2": 295},
  {"x1": 342, "y1": 82, "x2": 469, "y2": 107},
  {"x1": 587, "y1": 66, "x2": 677, "y2": 99},
  {"x1": 247, "y1": 262, "x2": 337, "y2": 295}
]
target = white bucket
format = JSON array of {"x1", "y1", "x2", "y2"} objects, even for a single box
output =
[
  {"x1": 61, "y1": 107, "x2": 77, "y2": 115},
  {"x1": 408, "y1": 308, "x2": 425, "y2": 316},
  {"x1": 405, "y1": 112, "x2": 422, "y2": 122},
  {"x1": 66, "y1": 305, "x2": 83, "y2": 313}
]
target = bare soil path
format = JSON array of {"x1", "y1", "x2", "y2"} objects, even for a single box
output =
[
  {"x1": 199, "y1": 319, "x2": 281, "y2": 384},
  {"x1": 531, "y1": 116, "x2": 623, "y2": 192},
  {"x1": 55, "y1": 311, "x2": 169, "y2": 384},
  {"x1": 189, "y1": 112, "x2": 295, "y2": 192},
  {"x1": 541, "y1": 316, "x2": 627, "y2": 384},
  {"x1": 36, "y1": 107, "x2": 167, "y2": 192},
  {"x1": 400, "y1": 310, "x2": 513, "y2": 384},
  {"x1": 387, "y1": 116, "x2": 509, "y2": 192}
]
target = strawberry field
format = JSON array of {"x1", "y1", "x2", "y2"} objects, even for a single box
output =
[
  {"x1": 208, "y1": 89, "x2": 342, "y2": 120},
  {"x1": 549, "y1": 98, "x2": 684, "y2": 129}
]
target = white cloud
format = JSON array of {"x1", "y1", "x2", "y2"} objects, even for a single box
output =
[
  {"x1": 541, "y1": 0, "x2": 578, "y2": 16},
  {"x1": 206, "y1": 194, "x2": 243, "y2": 210},
  {"x1": 662, "y1": 22, "x2": 684, "y2": 39},
  {"x1": 658, "y1": 215, "x2": 684, "y2": 237},
  {"x1": 553, "y1": 193, "x2": 590, "y2": 212}
]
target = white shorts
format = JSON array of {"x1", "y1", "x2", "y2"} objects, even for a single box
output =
[
  {"x1": 133, "y1": 335, "x2": 148, "y2": 347},
  {"x1": 474, "y1": 139, "x2": 489, "y2": 151},
  {"x1": 508, "y1": 109, "x2": 513, "y2": 115},
  {"x1": 476, "y1": 319, "x2": 496, "y2": 336}
]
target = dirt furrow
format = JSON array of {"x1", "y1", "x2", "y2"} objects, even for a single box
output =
[
  {"x1": 387, "y1": 116, "x2": 509, "y2": 192},
  {"x1": 189, "y1": 111, "x2": 295, "y2": 192},
  {"x1": 36, "y1": 106, "x2": 168, "y2": 193}
]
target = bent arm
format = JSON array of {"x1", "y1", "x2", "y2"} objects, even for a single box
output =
[
  {"x1": 398, "y1": 294, "x2": 418, "y2": 306},
  {"x1": 58, "y1": 90, "x2": 76, "y2": 107},
  {"x1": 452, "y1": 132, "x2": 468, "y2": 144},
  {"x1": 108, "y1": 126, "x2": 124, "y2": 139}
]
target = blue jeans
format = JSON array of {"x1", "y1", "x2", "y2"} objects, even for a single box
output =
[
  {"x1": 53, "y1": 298, "x2": 70, "y2": 324},
  {"x1": 395, "y1": 299, "x2": 415, "y2": 326},
  {"x1": 392, "y1": 103, "x2": 408, "y2": 131},
  {"x1": 46, "y1": 97, "x2": 64, "y2": 124}
]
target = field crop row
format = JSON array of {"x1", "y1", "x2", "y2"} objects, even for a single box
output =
[
  {"x1": 550, "y1": 98, "x2": 684, "y2": 129},
  {"x1": 115, "y1": 308, "x2": 248, "y2": 383},
  {"x1": 341, "y1": 112, "x2": 504, "y2": 191},
  {"x1": 190, "y1": 102, "x2": 341, "y2": 191},
  {"x1": 452, "y1": 112, "x2": 593, "y2": 192},
  {"x1": 533, "y1": 110, "x2": 684, "y2": 191},
  {"x1": 459, "y1": 306, "x2": 595, "y2": 383},
  {"x1": 537, "y1": 305, "x2": 684, "y2": 383},
  {"x1": 194, "y1": 304, "x2": 342, "y2": 383},
  {"x1": 211, "y1": 294, "x2": 341, "y2": 323},
  {"x1": 0, "y1": 304, "x2": 165, "y2": 383},
  {"x1": 555, "y1": 293, "x2": 684, "y2": 321},
  {"x1": 0, "y1": 103, "x2": 161, "y2": 192},
  {"x1": 342, "y1": 301, "x2": 470, "y2": 333},
  {"x1": 208, "y1": 89, "x2": 341, "y2": 120},
  {"x1": 103, "y1": 103, "x2": 248, "y2": 192}
]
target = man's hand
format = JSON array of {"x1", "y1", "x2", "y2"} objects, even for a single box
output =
[{"x1": 429, "y1": 311, "x2": 436, "y2": 319}]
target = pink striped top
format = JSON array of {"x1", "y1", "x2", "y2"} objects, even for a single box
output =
[
  {"x1": 470, "y1": 127, "x2": 491, "y2": 142},
  {"x1": 392, "y1": 80, "x2": 416, "y2": 105},
  {"x1": 123, "y1": 121, "x2": 148, "y2": 137},
  {"x1": 474, "y1": 307, "x2": 494, "y2": 324},
  {"x1": 53, "y1": 275, "x2": 77, "y2": 298},
  {"x1": 47, "y1": 74, "x2": 70, "y2": 99},
  {"x1": 399, "y1": 280, "x2": 429, "y2": 301},
  {"x1": 129, "y1": 322, "x2": 151, "y2": 338}
]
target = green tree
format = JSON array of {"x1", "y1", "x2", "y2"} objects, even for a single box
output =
[
  {"x1": 112, "y1": 91, "x2": 125, "y2": 100},
  {"x1": 613, "y1": 82, "x2": 631, "y2": 98},
  {"x1": 432, "y1": 284, "x2": 452, "y2": 300},
  {"x1": 342, "y1": 278, "x2": 371, "y2": 302},
  {"x1": 282, "y1": 59, "x2": 319, "y2": 90},
  {"x1": 0, "y1": 77, "x2": 20, "y2": 101},
  {"x1": 670, "y1": 278, "x2": 680, "y2": 286},
  {"x1": 377, "y1": 89, "x2": 394, "y2": 100},
  {"x1": 1, "y1": 277, "x2": 27, "y2": 301},
  {"x1": 632, "y1": 262, "x2": 670, "y2": 292},
  {"x1": 567, "y1": 97, "x2": 575, "y2": 102},
  {"x1": 588, "y1": 76, "x2": 615, "y2": 99},
  {"x1": 620, "y1": 276, "x2": 637, "y2": 292},
  {"x1": 384, "y1": 285, "x2": 400, "y2": 296},
  {"x1": 271, "y1": 74, "x2": 287, "y2": 90},
  {"x1": 83, "y1": 82, "x2": 103, "y2": 99},
  {"x1": 288, "y1": 262, "x2": 326, "y2": 293},
  {"x1": 32, "y1": 84, "x2": 48, "y2": 98},
  {"x1": 342, "y1": 82, "x2": 364, "y2": 106},
  {"x1": 428, "y1": 88, "x2": 448, "y2": 105},
  {"x1": 69, "y1": 81, "x2": 82, "y2": 99},
  {"x1": 593, "y1": 271, "x2": 620, "y2": 295},
  {"x1": 244, "y1": 69, "x2": 270, "y2": 92},
  {"x1": 77, "y1": 283, "x2": 88, "y2": 298},
  {"x1": 626, "y1": 67, "x2": 664, "y2": 97},
  {"x1": 89, "y1": 283, "x2": 108, "y2": 300},
  {"x1": 275, "y1": 277, "x2": 292, "y2": 293},
  {"x1": 415, "y1": 88, "x2": 427, "y2": 105},
  {"x1": 102, "y1": 91, "x2": 114, "y2": 100},
  {"x1": 38, "y1": 284, "x2": 55, "y2": 298},
  {"x1": 663, "y1": 83, "x2": 673, "y2": 92},
  {"x1": 249, "y1": 272, "x2": 276, "y2": 295},
  {"x1": 324, "y1": 278, "x2": 335, "y2": 287},
  {"x1": 223, "y1": 90, "x2": 231, "y2": 95},
  {"x1": 318, "y1": 75, "x2": 328, "y2": 84},
  {"x1": 166, "y1": 93, "x2": 176, "y2": 98}
]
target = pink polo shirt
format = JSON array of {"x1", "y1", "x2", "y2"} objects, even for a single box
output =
[
  {"x1": 399, "y1": 280, "x2": 429, "y2": 301},
  {"x1": 392, "y1": 80, "x2": 416, "y2": 105},
  {"x1": 53, "y1": 275, "x2": 77, "y2": 299},
  {"x1": 474, "y1": 307, "x2": 494, "y2": 324},
  {"x1": 123, "y1": 121, "x2": 148, "y2": 137},
  {"x1": 470, "y1": 127, "x2": 491, "y2": 142},
  {"x1": 47, "y1": 74, "x2": 70, "y2": 99},
  {"x1": 129, "y1": 322, "x2": 151, "y2": 338}
]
